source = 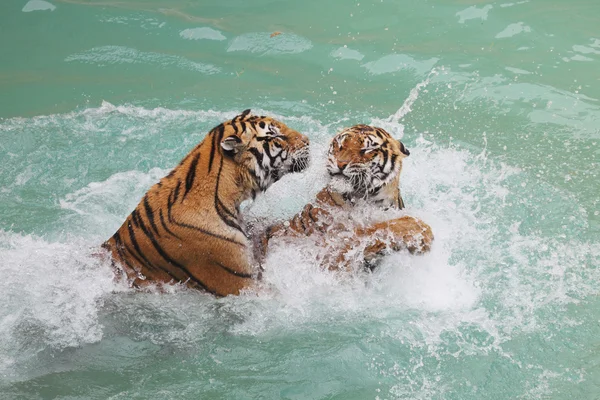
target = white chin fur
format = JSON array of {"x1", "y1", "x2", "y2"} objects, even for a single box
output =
[{"x1": 328, "y1": 176, "x2": 355, "y2": 194}]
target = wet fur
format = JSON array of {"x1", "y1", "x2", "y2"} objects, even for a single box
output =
[
  {"x1": 258, "y1": 124, "x2": 433, "y2": 271},
  {"x1": 102, "y1": 110, "x2": 309, "y2": 296}
]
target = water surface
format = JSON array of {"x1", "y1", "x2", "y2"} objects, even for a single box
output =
[{"x1": 1, "y1": 0, "x2": 599, "y2": 398}]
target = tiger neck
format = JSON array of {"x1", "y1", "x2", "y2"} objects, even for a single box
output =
[{"x1": 211, "y1": 155, "x2": 257, "y2": 224}]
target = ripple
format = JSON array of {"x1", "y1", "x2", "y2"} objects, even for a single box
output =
[
  {"x1": 227, "y1": 32, "x2": 313, "y2": 55},
  {"x1": 65, "y1": 45, "x2": 221, "y2": 74}
]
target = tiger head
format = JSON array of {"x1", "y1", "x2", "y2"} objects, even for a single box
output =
[
  {"x1": 326, "y1": 124, "x2": 410, "y2": 209},
  {"x1": 219, "y1": 109, "x2": 310, "y2": 191}
]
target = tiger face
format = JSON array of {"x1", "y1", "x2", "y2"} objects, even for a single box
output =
[
  {"x1": 220, "y1": 109, "x2": 310, "y2": 191},
  {"x1": 326, "y1": 124, "x2": 410, "y2": 208}
]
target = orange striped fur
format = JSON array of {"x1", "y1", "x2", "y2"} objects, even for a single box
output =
[
  {"x1": 102, "y1": 110, "x2": 310, "y2": 296},
  {"x1": 259, "y1": 124, "x2": 433, "y2": 271}
]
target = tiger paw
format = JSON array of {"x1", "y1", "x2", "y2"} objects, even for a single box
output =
[
  {"x1": 385, "y1": 216, "x2": 433, "y2": 254},
  {"x1": 358, "y1": 216, "x2": 434, "y2": 255}
]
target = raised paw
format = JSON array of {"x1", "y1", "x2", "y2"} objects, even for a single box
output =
[
  {"x1": 358, "y1": 216, "x2": 434, "y2": 255},
  {"x1": 386, "y1": 216, "x2": 433, "y2": 253}
]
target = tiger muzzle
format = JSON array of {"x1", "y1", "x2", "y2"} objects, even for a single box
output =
[{"x1": 290, "y1": 153, "x2": 310, "y2": 173}]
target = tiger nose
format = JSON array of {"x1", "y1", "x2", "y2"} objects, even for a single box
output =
[{"x1": 336, "y1": 161, "x2": 349, "y2": 170}]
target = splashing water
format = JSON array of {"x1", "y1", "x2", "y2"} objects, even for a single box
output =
[{"x1": 1, "y1": 89, "x2": 598, "y2": 397}]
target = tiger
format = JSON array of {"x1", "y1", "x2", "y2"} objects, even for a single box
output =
[
  {"x1": 101, "y1": 109, "x2": 310, "y2": 296},
  {"x1": 256, "y1": 124, "x2": 433, "y2": 271}
]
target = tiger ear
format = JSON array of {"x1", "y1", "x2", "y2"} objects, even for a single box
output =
[
  {"x1": 399, "y1": 141, "x2": 410, "y2": 156},
  {"x1": 221, "y1": 135, "x2": 244, "y2": 155}
]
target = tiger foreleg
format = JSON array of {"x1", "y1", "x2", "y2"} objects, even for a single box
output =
[
  {"x1": 356, "y1": 216, "x2": 434, "y2": 256},
  {"x1": 255, "y1": 204, "x2": 335, "y2": 262}
]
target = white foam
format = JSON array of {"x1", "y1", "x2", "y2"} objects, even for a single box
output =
[
  {"x1": 22, "y1": 0, "x2": 55, "y2": 12},
  {"x1": 0, "y1": 231, "x2": 120, "y2": 378},
  {"x1": 362, "y1": 54, "x2": 439, "y2": 76},
  {"x1": 495, "y1": 22, "x2": 532, "y2": 39},
  {"x1": 60, "y1": 167, "x2": 168, "y2": 237},
  {"x1": 180, "y1": 27, "x2": 226, "y2": 41},
  {"x1": 2, "y1": 97, "x2": 600, "y2": 387},
  {"x1": 456, "y1": 5, "x2": 492, "y2": 24},
  {"x1": 330, "y1": 46, "x2": 364, "y2": 61},
  {"x1": 505, "y1": 66, "x2": 532, "y2": 75}
]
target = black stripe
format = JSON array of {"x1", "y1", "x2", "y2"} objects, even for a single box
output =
[
  {"x1": 262, "y1": 141, "x2": 273, "y2": 160},
  {"x1": 217, "y1": 198, "x2": 236, "y2": 219},
  {"x1": 111, "y1": 232, "x2": 139, "y2": 273},
  {"x1": 132, "y1": 205, "x2": 220, "y2": 295},
  {"x1": 208, "y1": 127, "x2": 218, "y2": 172},
  {"x1": 123, "y1": 240, "x2": 212, "y2": 293},
  {"x1": 159, "y1": 209, "x2": 181, "y2": 239},
  {"x1": 168, "y1": 217, "x2": 246, "y2": 247},
  {"x1": 248, "y1": 147, "x2": 264, "y2": 165},
  {"x1": 213, "y1": 156, "x2": 247, "y2": 236},
  {"x1": 121, "y1": 244, "x2": 151, "y2": 274},
  {"x1": 216, "y1": 201, "x2": 244, "y2": 233},
  {"x1": 143, "y1": 195, "x2": 161, "y2": 237},
  {"x1": 166, "y1": 189, "x2": 246, "y2": 247},
  {"x1": 184, "y1": 153, "x2": 200, "y2": 199},
  {"x1": 208, "y1": 124, "x2": 224, "y2": 173},
  {"x1": 126, "y1": 220, "x2": 159, "y2": 272},
  {"x1": 369, "y1": 187, "x2": 382, "y2": 196},
  {"x1": 167, "y1": 186, "x2": 177, "y2": 221},
  {"x1": 130, "y1": 210, "x2": 142, "y2": 228},
  {"x1": 173, "y1": 180, "x2": 181, "y2": 202},
  {"x1": 248, "y1": 168, "x2": 260, "y2": 183},
  {"x1": 381, "y1": 149, "x2": 389, "y2": 169},
  {"x1": 214, "y1": 260, "x2": 253, "y2": 279}
]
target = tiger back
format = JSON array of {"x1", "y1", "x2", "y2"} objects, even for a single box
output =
[
  {"x1": 258, "y1": 124, "x2": 432, "y2": 270},
  {"x1": 102, "y1": 109, "x2": 310, "y2": 296}
]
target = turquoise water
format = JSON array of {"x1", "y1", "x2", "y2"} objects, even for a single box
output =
[{"x1": 1, "y1": 0, "x2": 600, "y2": 398}]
